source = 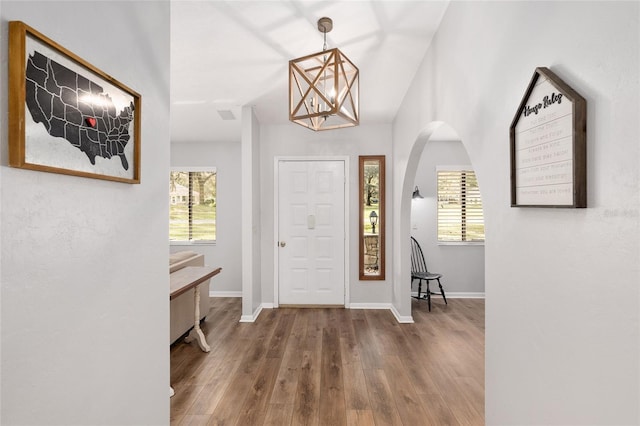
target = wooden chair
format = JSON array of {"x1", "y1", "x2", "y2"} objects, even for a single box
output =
[{"x1": 410, "y1": 236, "x2": 447, "y2": 311}]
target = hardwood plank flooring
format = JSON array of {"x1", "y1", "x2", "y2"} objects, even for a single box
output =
[{"x1": 171, "y1": 297, "x2": 484, "y2": 425}]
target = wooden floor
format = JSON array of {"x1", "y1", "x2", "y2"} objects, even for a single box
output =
[{"x1": 170, "y1": 297, "x2": 484, "y2": 426}]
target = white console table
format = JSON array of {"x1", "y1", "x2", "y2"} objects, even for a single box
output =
[{"x1": 169, "y1": 265, "x2": 221, "y2": 397}]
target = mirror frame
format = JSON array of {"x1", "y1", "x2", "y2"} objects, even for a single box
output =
[{"x1": 359, "y1": 155, "x2": 385, "y2": 280}]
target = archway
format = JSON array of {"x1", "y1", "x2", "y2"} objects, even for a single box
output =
[{"x1": 396, "y1": 121, "x2": 486, "y2": 318}]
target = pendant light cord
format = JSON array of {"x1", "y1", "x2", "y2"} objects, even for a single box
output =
[{"x1": 323, "y1": 28, "x2": 327, "y2": 51}]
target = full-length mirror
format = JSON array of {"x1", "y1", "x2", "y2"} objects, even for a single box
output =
[{"x1": 359, "y1": 155, "x2": 385, "y2": 280}]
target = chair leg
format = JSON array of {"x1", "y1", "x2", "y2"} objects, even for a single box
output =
[
  {"x1": 426, "y1": 281, "x2": 431, "y2": 311},
  {"x1": 437, "y1": 278, "x2": 447, "y2": 305},
  {"x1": 412, "y1": 279, "x2": 425, "y2": 300}
]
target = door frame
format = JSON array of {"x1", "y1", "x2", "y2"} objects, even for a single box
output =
[{"x1": 273, "y1": 156, "x2": 350, "y2": 308}]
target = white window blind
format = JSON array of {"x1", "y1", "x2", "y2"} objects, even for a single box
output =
[
  {"x1": 169, "y1": 169, "x2": 216, "y2": 242},
  {"x1": 437, "y1": 169, "x2": 484, "y2": 242}
]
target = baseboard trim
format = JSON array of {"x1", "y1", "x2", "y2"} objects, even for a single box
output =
[
  {"x1": 390, "y1": 304, "x2": 415, "y2": 323},
  {"x1": 349, "y1": 303, "x2": 392, "y2": 310},
  {"x1": 348, "y1": 303, "x2": 415, "y2": 323},
  {"x1": 239, "y1": 304, "x2": 263, "y2": 323},
  {"x1": 209, "y1": 291, "x2": 242, "y2": 298},
  {"x1": 411, "y1": 291, "x2": 485, "y2": 299},
  {"x1": 240, "y1": 295, "x2": 483, "y2": 324}
]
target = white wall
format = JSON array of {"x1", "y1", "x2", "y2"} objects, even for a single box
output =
[
  {"x1": 250, "y1": 108, "x2": 262, "y2": 314},
  {"x1": 0, "y1": 0, "x2": 4, "y2": 418},
  {"x1": 241, "y1": 106, "x2": 262, "y2": 320},
  {"x1": 170, "y1": 141, "x2": 242, "y2": 295},
  {"x1": 411, "y1": 139, "x2": 484, "y2": 295},
  {"x1": 0, "y1": 2, "x2": 170, "y2": 425},
  {"x1": 259, "y1": 123, "x2": 393, "y2": 307},
  {"x1": 393, "y1": 1, "x2": 639, "y2": 424}
]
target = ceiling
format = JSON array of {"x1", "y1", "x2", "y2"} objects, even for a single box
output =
[{"x1": 170, "y1": 0, "x2": 449, "y2": 143}]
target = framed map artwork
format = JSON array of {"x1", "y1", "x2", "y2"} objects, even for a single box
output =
[{"x1": 8, "y1": 21, "x2": 141, "y2": 184}]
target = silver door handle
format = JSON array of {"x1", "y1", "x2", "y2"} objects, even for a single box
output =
[{"x1": 279, "y1": 241, "x2": 286, "y2": 247}]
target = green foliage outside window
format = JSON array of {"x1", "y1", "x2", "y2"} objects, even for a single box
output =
[{"x1": 169, "y1": 170, "x2": 216, "y2": 242}]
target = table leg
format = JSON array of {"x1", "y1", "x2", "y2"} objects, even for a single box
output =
[{"x1": 184, "y1": 284, "x2": 210, "y2": 352}]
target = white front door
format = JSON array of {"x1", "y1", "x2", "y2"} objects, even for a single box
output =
[{"x1": 277, "y1": 160, "x2": 345, "y2": 305}]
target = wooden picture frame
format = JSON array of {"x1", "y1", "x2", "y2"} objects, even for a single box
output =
[
  {"x1": 510, "y1": 67, "x2": 586, "y2": 207},
  {"x1": 359, "y1": 155, "x2": 385, "y2": 280},
  {"x1": 8, "y1": 21, "x2": 141, "y2": 184}
]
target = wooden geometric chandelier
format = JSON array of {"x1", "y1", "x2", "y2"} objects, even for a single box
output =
[{"x1": 289, "y1": 17, "x2": 359, "y2": 131}]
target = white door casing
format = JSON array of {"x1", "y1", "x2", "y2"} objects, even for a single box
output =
[{"x1": 275, "y1": 159, "x2": 347, "y2": 306}]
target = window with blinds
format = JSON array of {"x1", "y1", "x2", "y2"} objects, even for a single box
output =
[
  {"x1": 437, "y1": 169, "x2": 484, "y2": 242},
  {"x1": 169, "y1": 169, "x2": 216, "y2": 242}
]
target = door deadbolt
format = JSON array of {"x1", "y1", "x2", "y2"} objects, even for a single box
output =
[{"x1": 279, "y1": 241, "x2": 286, "y2": 247}]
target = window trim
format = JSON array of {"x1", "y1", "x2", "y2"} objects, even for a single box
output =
[
  {"x1": 170, "y1": 167, "x2": 217, "y2": 246},
  {"x1": 436, "y1": 165, "x2": 485, "y2": 245}
]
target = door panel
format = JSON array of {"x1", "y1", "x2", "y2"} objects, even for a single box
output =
[{"x1": 278, "y1": 160, "x2": 345, "y2": 305}]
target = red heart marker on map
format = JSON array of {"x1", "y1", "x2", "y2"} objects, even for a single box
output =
[{"x1": 86, "y1": 117, "x2": 97, "y2": 128}]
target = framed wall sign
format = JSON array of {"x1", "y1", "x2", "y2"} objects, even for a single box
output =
[
  {"x1": 8, "y1": 21, "x2": 141, "y2": 184},
  {"x1": 510, "y1": 67, "x2": 586, "y2": 207}
]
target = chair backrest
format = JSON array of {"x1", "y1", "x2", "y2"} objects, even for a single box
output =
[{"x1": 410, "y1": 236, "x2": 429, "y2": 274}]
